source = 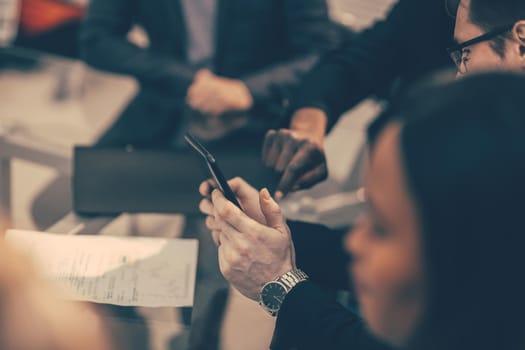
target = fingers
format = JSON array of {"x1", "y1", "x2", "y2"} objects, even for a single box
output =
[
  {"x1": 227, "y1": 177, "x2": 257, "y2": 201},
  {"x1": 212, "y1": 189, "x2": 254, "y2": 234},
  {"x1": 262, "y1": 129, "x2": 281, "y2": 168},
  {"x1": 276, "y1": 143, "x2": 326, "y2": 199},
  {"x1": 199, "y1": 179, "x2": 216, "y2": 197},
  {"x1": 259, "y1": 188, "x2": 287, "y2": 233},
  {"x1": 275, "y1": 137, "x2": 301, "y2": 173},
  {"x1": 292, "y1": 163, "x2": 328, "y2": 191}
]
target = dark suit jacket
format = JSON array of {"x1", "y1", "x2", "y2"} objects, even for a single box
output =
[
  {"x1": 272, "y1": 221, "x2": 392, "y2": 350},
  {"x1": 290, "y1": 0, "x2": 456, "y2": 130},
  {"x1": 80, "y1": 0, "x2": 342, "y2": 146}
]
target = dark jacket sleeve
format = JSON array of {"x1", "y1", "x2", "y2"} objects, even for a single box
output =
[
  {"x1": 242, "y1": 0, "x2": 344, "y2": 107},
  {"x1": 80, "y1": 0, "x2": 196, "y2": 94},
  {"x1": 289, "y1": 221, "x2": 351, "y2": 291},
  {"x1": 271, "y1": 281, "x2": 392, "y2": 350},
  {"x1": 289, "y1": 0, "x2": 455, "y2": 129}
]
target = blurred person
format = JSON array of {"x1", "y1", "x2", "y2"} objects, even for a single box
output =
[
  {"x1": 263, "y1": 0, "x2": 525, "y2": 199},
  {"x1": 15, "y1": 0, "x2": 86, "y2": 58},
  {"x1": 0, "y1": 237, "x2": 112, "y2": 350},
  {"x1": 199, "y1": 72, "x2": 525, "y2": 349},
  {"x1": 80, "y1": 0, "x2": 342, "y2": 148},
  {"x1": 348, "y1": 72, "x2": 525, "y2": 349}
]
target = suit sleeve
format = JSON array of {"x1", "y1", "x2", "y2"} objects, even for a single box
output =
[
  {"x1": 271, "y1": 282, "x2": 393, "y2": 350},
  {"x1": 80, "y1": 0, "x2": 196, "y2": 94},
  {"x1": 289, "y1": 221, "x2": 351, "y2": 291},
  {"x1": 289, "y1": 0, "x2": 454, "y2": 129},
  {"x1": 241, "y1": 0, "x2": 344, "y2": 107}
]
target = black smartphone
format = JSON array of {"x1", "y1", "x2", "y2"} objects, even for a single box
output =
[{"x1": 184, "y1": 132, "x2": 242, "y2": 209}]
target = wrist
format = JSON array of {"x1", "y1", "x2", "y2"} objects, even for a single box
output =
[
  {"x1": 290, "y1": 108, "x2": 327, "y2": 141},
  {"x1": 259, "y1": 269, "x2": 309, "y2": 317},
  {"x1": 235, "y1": 80, "x2": 254, "y2": 110}
]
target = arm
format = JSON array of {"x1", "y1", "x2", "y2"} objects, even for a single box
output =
[
  {"x1": 271, "y1": 282, "x2": 392, "y2": 350},
  {"x1": 290, "y1": 0, "x2": 454, "y2": 129},
  {"x1": 262, "y1": 0, "x2": 454, "y2": 196},
  {"x1": 241, "y1": 0, "x2": 343, "y2": 107},
  {"x1": 289, "y1": 221, "x2": 351, "y2": 291},
  {"x1": 80, "y1": 0, "x2": 196, "y2": 94}
]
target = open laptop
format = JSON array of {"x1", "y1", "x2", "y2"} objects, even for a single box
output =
[{"x1": 73, "y1": 146, "x2": 278, "y2": 215}]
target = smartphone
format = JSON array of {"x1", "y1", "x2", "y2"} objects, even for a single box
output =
[{"x1": 184, "y1": 132, "x2": 242, "y2": 209}]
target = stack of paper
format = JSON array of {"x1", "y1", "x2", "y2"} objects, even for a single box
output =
[{"x1": 5, "y1": 230, "x2": 199, "y2": 307}]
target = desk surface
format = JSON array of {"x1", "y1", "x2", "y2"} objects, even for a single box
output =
[{"x1": 1, "y1": 47, "x2": 224, "y2": 350}]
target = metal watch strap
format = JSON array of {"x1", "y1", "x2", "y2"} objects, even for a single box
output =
[{"x1": 277, "y1": 269, "x2": 309, "y2": 293}]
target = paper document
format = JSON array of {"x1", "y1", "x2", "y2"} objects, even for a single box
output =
[{"x1": 5, "y1": 230, "x2": 199, "y2": 308}]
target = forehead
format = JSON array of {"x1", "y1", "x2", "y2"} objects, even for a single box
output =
[
  {"x1": 455, "y1": 0, "x2": 484, "y2": 42},
  {"x1": 367, "y1": 124, "x2": 414, "y2": 223}
]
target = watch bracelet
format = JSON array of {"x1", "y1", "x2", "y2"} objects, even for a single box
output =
[{"x1": 277, "y1": 269, "x2": 309, "y2": 292}]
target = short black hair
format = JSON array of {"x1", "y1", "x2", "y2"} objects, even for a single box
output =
[
  {"x1": 368, "y1": 72, "x2": 525, "y2": 350},
  {"x1": 469, "y1": 0, "x2": 525, "y2": 56}
]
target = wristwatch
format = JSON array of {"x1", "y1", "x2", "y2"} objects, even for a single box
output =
[{"x1": 259, "y1": 269, "x2": 309, "y2": 317}]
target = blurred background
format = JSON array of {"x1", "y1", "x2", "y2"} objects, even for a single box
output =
[
  {"x1": 0, "y1": 1, "x2": 395, "y2": 349},
  {"x1": 0, "y1": 0, "x2": 395, "y2": 230}
]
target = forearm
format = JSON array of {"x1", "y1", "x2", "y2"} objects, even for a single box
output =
[
  {"x1": 271, "y1": 282, "x2": 391, "y2": 350},
  {"x1": 81, "y1": 34, "x2": 196, "y2": 93},
  {"x1": 290, "y1": 221, "x2": 351, "y2": 291},
  {"x1": 80, "y1": 0, "x2": 196, "y2": 94},
  {"x1": 289, "y1": 107, "x2": 328, "y2": 136}
]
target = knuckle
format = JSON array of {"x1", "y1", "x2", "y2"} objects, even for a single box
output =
[
  {"x1": 229, "y1": 252, "x2": 244, "y2": 267},
  {"x1": 205, "y1": 216, "x2": 215, "y2": 229},
  {"x1": 218, "y1": 205, "x2": 234, "y2": 219},
  {"x1": 237, "y1": 243, "x2": 251, "y2": 259}
]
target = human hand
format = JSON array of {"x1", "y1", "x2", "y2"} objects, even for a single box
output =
[
  {"x1": 262, "y1": 108, "x2": 329, "y2": 199},
  {"x1": 200, "y1": 177, "x2": 267, "y2": 246},
  {"x1": 187, "y1": 69, "x2": 253, "y2": 117},
  {"x1": 208, "y1": 187, "x2": 295, "y2": 301}
]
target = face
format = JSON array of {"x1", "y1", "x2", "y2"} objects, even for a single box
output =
[
  {"x1": 346, "y1": 124, "x2": 425, "y2": 347},
  {"x1": 454, "y1": 0, "x2": 525, "y2": 75}
]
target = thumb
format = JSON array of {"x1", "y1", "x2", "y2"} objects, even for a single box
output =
[{"x1": 259, "y1": 188, "x2": 286, "y2": 232}]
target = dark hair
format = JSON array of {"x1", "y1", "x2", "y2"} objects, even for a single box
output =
[
  {"x1": 469, "y1": 0, "x2": 525, "y2": 56},
  {"x1": 368, "y1": 73, "x2": 525, "y2": 350}
]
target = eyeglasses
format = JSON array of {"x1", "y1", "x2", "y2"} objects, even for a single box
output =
[{"x1": 446, "y1": 25, "x2": 514, "y2": 74}]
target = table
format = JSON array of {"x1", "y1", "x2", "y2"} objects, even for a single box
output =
[{"x1": 0, "y1": 47, "x2": 230, "y2": 350}]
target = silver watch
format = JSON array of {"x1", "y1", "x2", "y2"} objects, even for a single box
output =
[{"x1": 259, "y1": 269, "x2": 309, "y2": 317}]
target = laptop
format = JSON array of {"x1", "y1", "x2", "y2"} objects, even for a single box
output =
[{"x1": 73, "y1": 146, "x2": 279, "y2": 215}]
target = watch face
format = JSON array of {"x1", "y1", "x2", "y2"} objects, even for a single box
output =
[{"x1": 261, "y1": 282, "x2": 287, "y2": 311}]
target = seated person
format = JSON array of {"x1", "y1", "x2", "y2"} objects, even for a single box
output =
[
  {"x1": 199, "y1": 72, "x2": 525, "y2": 349},
  {"x1": 80, "y1": 0, "x2": 343, "y2": 148},
  {"x1": 263, "y1": 0, "x2": 525, "y2": 198}
]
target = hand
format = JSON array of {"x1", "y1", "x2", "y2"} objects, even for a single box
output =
[
  {"x1": 262, "y1": 108, "x2": 329, "y2": 199},
  {"x1": 200, "y1": 177, "x2": 267, "y2": 247},
  {"x1": 187, "y1": 69, "x2": 253, "y2": 117},
  {"x1": 208, "y1": 187, "x2": 295, "y2": 301}
]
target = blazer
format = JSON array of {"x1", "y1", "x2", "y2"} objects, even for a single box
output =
[
  {"x1": 290, "y1": 0, "x2": 456, "y2": 129},
  {"x1": 271, "y1": 221, "x2": 393, "y2": 350},
  {"x1": 80, "y1": 0, "x2": 342, "y2": 115}
]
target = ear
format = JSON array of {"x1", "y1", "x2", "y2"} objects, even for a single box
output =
[{"x1": 512, "y1": 21, "x2": 525, "y2": 60}]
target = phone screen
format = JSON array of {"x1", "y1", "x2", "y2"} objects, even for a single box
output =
[{"x1": 184, "y1": 133, "x2": 242, "y2": 210}]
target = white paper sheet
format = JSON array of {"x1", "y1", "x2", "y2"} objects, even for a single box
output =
[{"x1": 5, "y1": 230, "x2": 199, "y2": 307}]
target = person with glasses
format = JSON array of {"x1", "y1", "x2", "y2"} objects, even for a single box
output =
[
  {"x1": 200, "y1": 73, "x2": 525, "y2": 350},
  {"x1": 450, "y1": 0, "x2": 525, "y2": 76},
  {"x1": 262, "y1": 0, "x2": 525, "y2": 199}
]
